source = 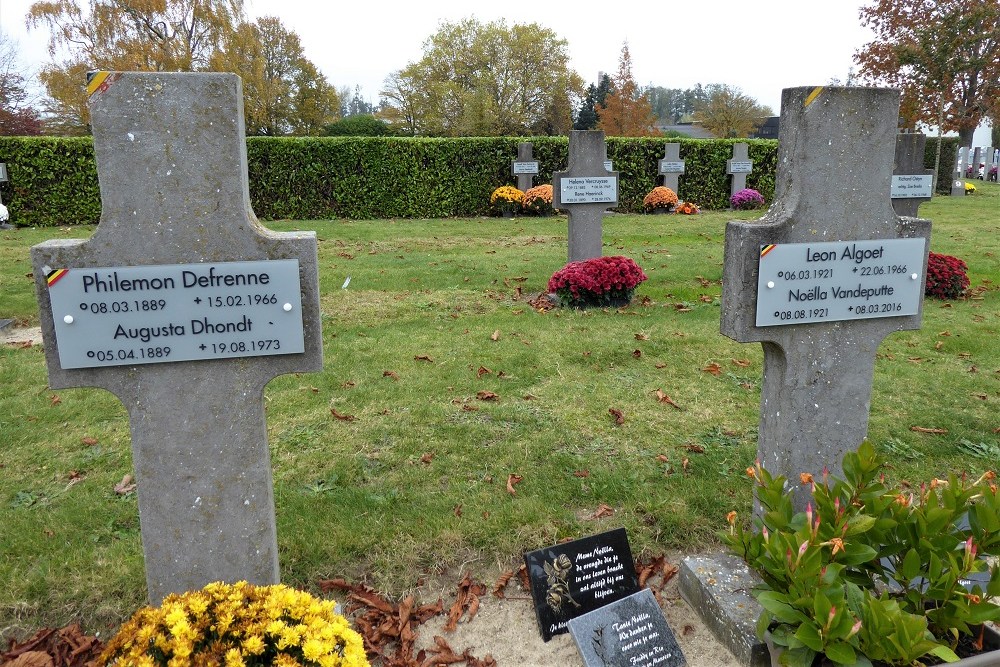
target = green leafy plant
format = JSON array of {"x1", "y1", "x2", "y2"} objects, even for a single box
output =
[{"x1": 723, "y1": 442, "x2": 1000, "y2": 666}]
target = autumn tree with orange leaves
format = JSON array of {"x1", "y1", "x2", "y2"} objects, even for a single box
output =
[
  {"x1": 854, "y1": 0, "x2": 1000, "y2": 187},
  {"x1": 597, "y1": 44, "x2": 659, "y2": 137}
]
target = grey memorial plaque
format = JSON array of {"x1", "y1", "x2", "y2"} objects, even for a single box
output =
[
  {"x1": 754, "y1": 238, "x2": 926, "y2": 327},
  {"x1": 891, "y1": 133, "x2": 933, "y2": 217},
  {"x1": 513, "y1": 161, "x2": 540, "y2": 175},
  {"x1": 720, "y1": 86, "x2": 930, "y2": 512},
  {"x1": 43, "y1": 259, "x2": 305, "y2": 369},
  {"x1": 890, "y1": 175, "x2": 932, "y2": 199},
  {"x1": 512, "y1": 142, "x2": 539, "y2": 192},
  {"x1": 568, "y1": 589, "x2": 686, "y2": 667},
  {"x1": 553, "y1": 131, "x2": 618, "y2": 262},
  {"x1": 31, "y1": 71, "x2": 323, "y2": 604},
  {"x1": 657, "y1": 143, "x2": 685, "y2": 192},
  {"x1": 0, "y1": 162, "x2": 7, "y2": 182}
]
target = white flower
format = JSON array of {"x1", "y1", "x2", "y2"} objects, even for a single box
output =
[{"x1": 0, "y1": 203, "x2": 8, "y2": 222}]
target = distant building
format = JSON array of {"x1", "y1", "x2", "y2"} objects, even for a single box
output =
[{"x1": 750, "y1": 117, "x2": 779, "y2": 139}]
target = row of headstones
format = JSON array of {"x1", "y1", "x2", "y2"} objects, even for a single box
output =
[
  {"x1": 513, "y1": 140, "x2": 754, "y2": 198},
  {"x1": 954, "y1": 145, "x2": 999, "y2": 188},
  {"x1": 31, "y1": 76, "x2": 931, "y2": 667}
]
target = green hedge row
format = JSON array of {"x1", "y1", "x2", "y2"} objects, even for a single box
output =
[{"x1": 0, "y1": 134, "x2": 959, "y2": 227}]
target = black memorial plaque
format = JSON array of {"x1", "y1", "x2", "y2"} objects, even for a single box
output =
[
  {"x1": 569, "y1": 589, "x2": 686, "y2": 667},
  {"x1": 524, "y1": 528, "x2": 639, "y2": 641}
]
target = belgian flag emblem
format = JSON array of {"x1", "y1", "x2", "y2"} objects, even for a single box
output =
[{"x1": 46, "y1": 268, "x2": 68, "y2": 287}]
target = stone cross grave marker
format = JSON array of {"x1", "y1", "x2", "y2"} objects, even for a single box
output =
[
  {"x1": 951, "y1": 146, "x2": 967, "y2": 196},
  {"x1": 552, "y1": 131, "x2": 618, "y2": 263},
  {"x1": 720, "y1": 86, "x2": 931, "y2": 511},
  {"x1": 657, "y1": 143, "x2": 685, "y2": 193},
  {"x1": 726, "y1": 142, "x2": 753, "y2": 200},
  {"x1": 512, "y1": 141, "x2": 540, "y2": 193},
  {"x1": 31, "y1": 72, "x2": 323, "y2": 604},
  {"x1": 891, "y1": 133, "x2": 934, "y2": 217}
]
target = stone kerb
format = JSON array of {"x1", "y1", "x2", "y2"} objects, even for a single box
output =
[{"x1": 31, "y1": 71, "x2": 323, "y2": 603}]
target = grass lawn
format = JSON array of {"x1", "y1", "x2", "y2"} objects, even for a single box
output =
[{"x1": 1, "y1": 182, "x2": 998, "y2": 638}]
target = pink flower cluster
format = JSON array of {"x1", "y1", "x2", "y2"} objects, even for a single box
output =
[
  {"x1": 730, "y1": 188, "x2": 765, "y2": 210},
  {"x1": 925, "y1": 252, "x2": 969, "y2": 300},
  {"x1": 547, "y1": 255, "x2": 648, "y2": 308}
]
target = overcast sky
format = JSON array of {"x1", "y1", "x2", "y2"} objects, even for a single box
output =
[{"x1": 0, "y1": 0, "x2": 992, "y2": 140}]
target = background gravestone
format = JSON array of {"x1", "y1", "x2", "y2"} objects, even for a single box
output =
[
  {"x1": 657, "y1": 143, "x2": 685, "y2": 193},
  {"x1": 720, "y1": 86, "x2": 930, "y2": 511},
  {"x1": 891, "y1": 133, "x2": 933, "y2": 217},
  {"x1": 30, "y1": 71, "x2": 323, "y2": 603},
  {"x1": 552, "y1": 131, "x2": 618, "y2": 263},
  {"x1": 972, "y1": 146, "x2": 982, "y2": 176},
  {"x1": 726, "y1": 143, "x2": 753, "y2": 200},
  {"x1": 512, "y1": 142, "x2": 540, "y2": 193},
  {"x1": 951, "y1": 146, "x2": 967, "y2": 196}
]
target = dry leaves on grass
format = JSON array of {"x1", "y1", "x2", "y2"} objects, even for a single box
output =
[
  {"x1": 444, "y1": 573, "x2": 488, "y2": 632},
  {"x1": 414, "y1": 354, "x2": 434, "y2": 363},
  {"x1": 492, "y1": 570, "x2": 515, "y2": 599},
  {"x1": 590, "y1": 503, "x2": 615, "y2": 519},
  {"x1": 331, "y1": 408, "x2": 356, "y2": 422},
  {"x1": 476, "y1": 366, "x2": 491, "y2": 379},
  {"x1": 1, "y1": 623, "x2": 103, "y2": 667},
  {"x1": 383, "y1": 370, "x2": 400, "y2": 381},
  {"x1": 653, "y1": 389, "x2": 682, "y2": 410},
  {"x1": 476, "y1": 391, "x2": 499, "y2": 402},
  {"x1": 910, "y1": 426, "x2": 948, "y2": 434},
  {"x1": 113, "y1": 474, "x2": 136, "y2": 495},
  {"x1": 609, "y1": 408, "x2": 625, "y2": 425},
  {"x1": 80, "y1": 437, "x2": 98, "y2": 446},
  {"x1": 702, "y1": 362, "x2": 722, "y2": 376},
  {"x1": 506, "y1": 474, "x2": 523, "y2": 495}
]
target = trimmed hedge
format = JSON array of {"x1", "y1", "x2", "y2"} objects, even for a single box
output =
[{"x1": 2, "y1": 135, "x2": 775, "y2": 225}]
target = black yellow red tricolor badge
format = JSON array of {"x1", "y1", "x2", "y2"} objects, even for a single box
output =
[
  {"x1": 86, "y1": 71, "x2": 120, "y2": 98},
  {"x1": 760, "y1": 244, "x2": 777, "y2": 258},
  {"x1": 46, "y1": 268, "x2": 68, "y2": 287}
]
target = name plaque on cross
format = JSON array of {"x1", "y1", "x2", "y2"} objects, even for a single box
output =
[
  {"x1": 728, "y1": 161, "x2": 753, "y2": 173},
  {"x1": 890, "y1": 175, "x2": 933, "y2": 198},
  {"x1": 560, "y1": 176, "x2": 617, "y2": 204},
  {"x1": 44, "y1": 259, "x2": 306, "y2": 369},
  {"x1": 0, "y1": 162, "x2": 7, "y2": 181},
  {"x1": 513, "y1": 161, "x2": 540, "y2": 175},
  {"x1": 604, "y1": 160, "x2": 613, "y2": 171},
  {"x1": 658, "y1": 161, "x2": 685, "y2": 173},
  {"x1": 755, "y1": 238, "x2": 926, "y2": 327}
]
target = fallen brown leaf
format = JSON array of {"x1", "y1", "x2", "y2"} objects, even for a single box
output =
[
  {"x1": 476, "y1": 390, "x2": 499, "y2": 401},
  {"x1": 490, "y1": 330, "x2": 501, "y2": 341},
  {"x1": 492, "y1": 570, "x2": 514, "y2": 598},
  {"x1": 682, "y1": 457, "x2": 690, "y2": 472},
  {"x1": 656, "y1": 454, "x2": 670, "y2": 463},
  {"x1": 453, "y1": 504, "x2": 462, "y2": 517},
  {"x1": 939, "y1": 330, "x2": 952, "y2": 337},
  {"x1": 609, "y1": 408, "x2": 625, "y2": 425},
  {"x1": 506, "y1": 474, "x2": 523, "y2": 495},
  {"x1": 383, "y1": 370, "x2": 400, "y2": 380},
  {"x1": 682, "y1": 444, "x2": 706, "y2": 454},
  {"x1": 414, "y1": 354, "x2": 434, "y2": 362},
  {"x1": 114, "y1": 474, "x2": 136, "y2": 495},
  {"x1": 331, "y1": 408, "x2": 356, "y2": 422},
  {"x1": 80, "y1": 437, "x2": 98, "y2": 446},
  {"x1": 655, "y1": 362, "x2": 667, "y2": 369},
  {"x1": 4, "y1": 651, "x2": 54, "y2": 667},
  {"x1": 632, "y1": 349, "x2": 642, "y2": 359},
  {"x1": 910, "y1": 426, "x2": 948, "y2": 434},
  {"x1": 732, "y1": 358, "x2": 751, "y2": 368},
  {"x1": 702, "y1": 362, "x2": 722, "y2": 376},
  {"x1": 341, "y1": 381, "x2": 356, "y2": 389},
  {"x1": 653, "y1": 389, "x2": 682, "y2": 409},
  {"x1": 699, "y1": 294, "x2": 714, "y2": 303},
  {"x1": 476, "y1": 366, "x2": 492, "y2": 378},
  {"x1": 590, "y1": 504, "x2": 615, "y2": 519},
  {"x1": 674, "y1": 303, "x2": 692, "y2": 312},
  {"x1": 635, "y1": 333, "x2": 650, "y2": 341},
  {"x1": 573, "y1": 470, "x2": 590, "y2": 478},
  {"x1": 49, "y1": 395, "x2": 61, "y2": 406},
  {"x1": 461, "y1": 404, "x2": 479, "y2": 412},
  {"x1": 934, "y1": 341, "x2": 944, "y2": 350},
  {"x1": 420, "y1": 452, "x2": 434, "y2": 464}
]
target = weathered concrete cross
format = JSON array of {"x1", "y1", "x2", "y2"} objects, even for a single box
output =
[
  {"x1": 726, "y1": 142, "x2": 753, "y2": 199},
  {"x1": 720, "y1": 87, "x2": 931, "y2": 511},
  {"x1": 512, "y1": 141, "x2": 540, "y2": 193},
  {"x1": 552, "y1": 131, "x2": 618, "y2": 263},
  {"x1": 657, "y1": 143, "x2": 685, "y2": 193},
  {"x1": 891, "y1": 133, "x2": 934, "y2": 217},
  {"x1": 31, "y1": 72, "x2": 323, "y2": 603}
]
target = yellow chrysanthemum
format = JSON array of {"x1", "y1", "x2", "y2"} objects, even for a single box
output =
[{"x1": 224, "y1": 648, "x2": 245, "y2": 667}]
